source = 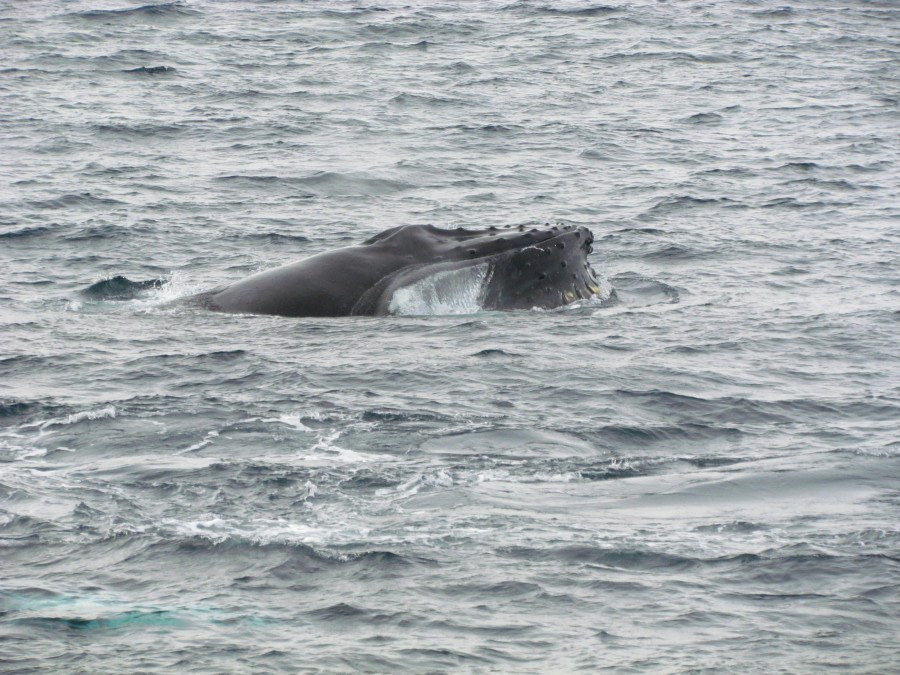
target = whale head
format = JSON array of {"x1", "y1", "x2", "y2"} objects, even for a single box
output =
[{"x1": 352, "y1": 223, "x2": 603, "y2": 315}]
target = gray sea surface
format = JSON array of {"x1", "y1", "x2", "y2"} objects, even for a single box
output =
[{"x1": 2, "y1": 0, "x2": 899, "y2": 671}]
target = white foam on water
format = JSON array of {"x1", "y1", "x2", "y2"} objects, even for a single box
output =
[
  {"x1": 161, "y1": 513, "x2": 373, "y2": 548},
  {"x1": 251, "y1": 410, "x2": 340, "y2": 432},
  {"x1": 377, "y1": 465, "x2": 587, "y2": 503},
  {"x1": 242, "y1": 428, "x2": 382, "y2": 467},
  {"x1": 272, "y1": 413, "x2": 313, "y2": 432},
  {"x1": 479, "y1": 469, "x2": 581, "y2": 484},
  {"x1": 378, "y1": 468, "x2": 454, "y2": 499},
  {"x1": 388, "y1": 263, "x2": 490, "y2": 316},
  {"x1": 307, "y1": 429, "x2": 379, "y2": 463},
  {"x1": 40, "y1": 405, "x2": 117, "y2": 430},
  {"x1": 595, "y1": 273, "x2": 615, "y2": 302},
  {"x1": 176, "y1": 435, "x2": 215, "y2": 455},
  {"x1": 133, "y1": 271, "x2": 206, "y2": 311},
  {"x1": 0, "y1": 406, "x2": 118, "y2": 460}
]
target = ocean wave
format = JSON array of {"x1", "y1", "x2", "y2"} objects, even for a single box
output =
[
  {"x1": 608, "y1": 274, "x2": 680, "y2": 306},
  {"x1": 24, "y1": 194, "x2": 124, "y2": 210},
  {"x1": 38, "y1": 406, "x2": 117, "y2": 431},
  {"x1": 501, "y1": 544, "x2": 704, "y2": 571},
  {"x1": 91, "y1": 122, "x2": 187, "y2": 138},
  {"x1": 82, "y1": 276, "x2": 164, "y2": 299},
  {"x1": 0, "y1": 225, "x2": 52, "y2": 239},
  {"x1": 122, "y1": 65, "x2": 177, "y2": 76},
  {"x1": 527, "y1": 4, "x2": 619, "y2": 18},
  {"x1": 215, "y1": 172, "x2": 413, "y2": 197},
  {"x1": 682, "y1": 112, "x2": 724, "y2": 125},
  {"x1": 70, "y1": 3, "x2": 200, "y2": 21},
  {"x1": 641, "y1": 195, "x2": 746, "y2": 218},
  {"x1": 615, "y1": 389, "x2": 899, "y2": 426},
  {"x1": 241, "y1": 231, "x2": 310, "y2": 245}
]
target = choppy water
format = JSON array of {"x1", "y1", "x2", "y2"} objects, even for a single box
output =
[{"x1": 2, "y1": 0, "x2": 899, "y2": 671}]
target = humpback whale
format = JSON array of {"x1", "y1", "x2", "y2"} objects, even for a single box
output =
[{"x1": 189, "y1": 224, "x2": 602, "y2": 317}]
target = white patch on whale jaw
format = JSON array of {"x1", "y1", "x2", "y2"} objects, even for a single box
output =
[{"x1": 387, "y1": 263, "x2": 492, "y2": 316}]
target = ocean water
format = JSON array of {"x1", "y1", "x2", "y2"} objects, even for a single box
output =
[{"x1": 2, "y1": 0, "x2": 899, "y2": 671}]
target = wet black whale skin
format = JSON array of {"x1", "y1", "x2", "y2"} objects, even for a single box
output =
[{"x1": 193, "y1": 224, "x2": 601, "y2": 317}]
